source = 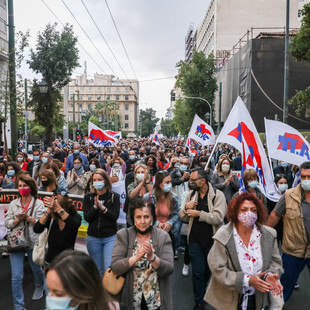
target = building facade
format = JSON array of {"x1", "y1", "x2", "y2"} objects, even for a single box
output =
[{"x1": 66, "y1": 74, "x2": 139, "y2": 134}]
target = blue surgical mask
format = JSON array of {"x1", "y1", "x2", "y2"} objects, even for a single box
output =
[
  {"x1": 42, "y1": 157, "x2": 48, "y2": 164},
  {"x1": 301, "y1": 180, "x2": 310, "y2": 192},
  {"x1": 46, "y1": 296, "x2": 78, "y2": 310},
  {"x1": 136, "y1": 173, "x2": 145, "y2": 182},
  {"x1": 179, "y1": 165, "x2": 188, "y2": 172},
  {"x1": 129, "y1": 155, "x2": 136, "y2": 161},
  {"x1": 74, "y1": 164, "x2": 82, "y2": 170},
  {"x1": 7, "y1": 170, "x2": 15, "y2": 177},
  {"x1": 113, "y1": 163, "x2": 120, "y2": 168},
  {"x1": 248, "y1": 180, "x2": 258, "y2": 189},
  {"x1": 93, "y1": 181, "x2": 105, "y2": 190},
  {"x1": 74, "y1": 150, "x2": 80, "y2": 155},
  {"x1": 281, "y1": 162, "x2": 288, "y2": 167},
  {"x1": 89, "y1": 164, "x2": 96, "y2": 171},
  {"x1": 163, "y1": 184, "x2": 172, "y2": 193},
  {"x1": 33, "y1": 155, "x2": 40, "y2": 161},
  {"x1": 278, "y1": 184, "x2": 288, "y2": 193},
  {"x1": 17, "y1": 157, "x2": 23, "y2": 162}
]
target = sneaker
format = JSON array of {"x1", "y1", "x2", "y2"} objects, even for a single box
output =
[
  {"x1": 182, "y1": 264, "x2": 189, "y2": 277},
  {"x1": 32, "y1": 286, "x2": 44, "y2": 300},
  {"x1": 1, "y1": 252, "x2": 9, "y2": 257},
  {"x1": 174, "y1": 250, "x2": 179, "y2": 260},
  {"x1": 294, "y1": 283, "x2": 300, "y2": 289}
]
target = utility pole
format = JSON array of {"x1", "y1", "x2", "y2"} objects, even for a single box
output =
[
  {"x1": 8, "y1": 0, "x2": 17, "y2": 160},
  {"x1": 72, "y1": 93, "x2": 76, "y2": 141},
  {"x1": 283, "y1": 0, "x2": 290, "y2": 123},
  {"x1": 218, "y1": 82, "x2": 222, "y2": 134},
  {"x1": 77, "y1": 90, "x2": 80, "y2": 131},
  {"x1": 24, "y1": 79, "x2": 28, "y2": 152}
]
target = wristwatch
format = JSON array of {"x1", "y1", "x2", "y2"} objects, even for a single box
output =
[
  {"x1": 150, "y1": 254, "x2": 157, "y2": 262},
  {"x1": 58, "y1": 209, "x2": 65, "y2": 216}
]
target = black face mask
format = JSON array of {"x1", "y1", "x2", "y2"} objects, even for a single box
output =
[
  {"x1": 0, "y1": 166, "x2": 4, "y2": 171},
  {"x1": 139, "y1": 152, "x2": 144, "y2": 157},
  {"x1": 133, "y1": 225, "x2": 153, "y2": 235},
  {"x1": 41, "y1": 180, "x2": 50, "y2": 187},
  {"x1": 188, "y1": 182, "x2": 201, "y2": 192}
]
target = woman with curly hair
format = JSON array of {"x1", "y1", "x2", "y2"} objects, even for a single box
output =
[{"x1": 204, "y1": 192, "x2": 283, "y2": 310}]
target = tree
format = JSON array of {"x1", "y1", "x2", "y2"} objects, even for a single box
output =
[
  {"x1": 27, "y1": 23, "x2": 79, "y2": 146},
  {"x1": 139, "y1": 108, "x2": 159, "y2": 137},
  {"x1": 289, "y1": 4, "x2": 310, "y2": 117},
  {"x1": 174, "y1": 51, "x2": 217, "y2": 133},
  {"x1": 160, "y1": 118, "x2": 178, "y2": 137}
]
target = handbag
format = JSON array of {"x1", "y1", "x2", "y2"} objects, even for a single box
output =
[
  {"x1": 32, "y1": 218, "x2": 54, "y2": 266},
  {"x1": 7, "y1": 199, "x2": 36, "y2": 253},
  {"x1": 102, "y1": 229, "x2": 129, "y2": 295}
]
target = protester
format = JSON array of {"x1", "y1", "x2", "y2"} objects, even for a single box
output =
[
  {"x1": 65, "y1": 143, "x2": 89, "y2": 174},
  {"x1": 52, "y1": 146, "x2": 66, "y2": 163},
  {"x1": 33, "y1": 194, "x2": 81, "y2": 264},
  {"x1": 27, "y1": 149, "x2": 42, "y2": 180},
  {"x1": 39, "y1": 170, "x2": 59, "y2": 194},
  {"x1": 273, "y1": 160, "x2": 294, "y2": 188},
  {"x1": 1, "y1": 162, "x2": 21, "y2": 189},
  {"x1": 105, "y1": 151, "x2": 126, "y2": 182},
  {"x1": 125, "y1": 149, "x2": 137, "y2": 174},
  {"x1": 111, "y1": 199, "x2": 174, "y2": 310},
  {"x1": 45, "y1": 162, "x2": 68, "y2": 194},
  {"x1": 205, "y1": 193, "x2": 283, "y2": 310},
  {"x1": 83, "y1": 168, "x2": 120, "y2": 277},
  {"x1": 5, "y1": 174, "x2": 46, "y2": 309},
  {"x1": 16, "y1": 152, "x2": 28, "y2": 171}
]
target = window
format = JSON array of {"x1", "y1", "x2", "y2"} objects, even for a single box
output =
[
  {"x1": 106, "y1": 95, "x2": 110, "y2": 100},
  {"x1": 116, "y1": 95, "x2": 120, "y2": 100},
  {"x1": 125, "y1": 123, "x2": 129, "y2": 129},
  {"x1": 70, "y1": 95, "x2": 73, "y2": 100},
  {"x1": 116, "y1": 87, "x2": 121, "y2": 93},
  {"x1": 125, "y1": 103, "x2": 129, "y2": 110},
  {"x1": 125, "y1": 115, "x2": 129, "y2": 120},
  {"x1": 88, "y1": 96, "x2": 92, "y2": 100},
  {"x1": 125, "y1": 95, "x2": 129, "y2": 100},
  {"x1": 97, "y1": 87, "x2": 101, "y2": 92},
  {"x1": 298, "y1": 9, "x2": 302, "y2": 17},
  {"x1": 88, "y1": 104, "x2": 92, "y2": 110},
  {"x1": 80, "y1": 87, "x2": 83, "y2": 92},
  {"x1": 89, "y1": 87, "x2": 92, "y2": 91},
  {"x1": 79, "y1": 95, "x2": 82, "y2": 100},
  {"x1": 79, "y1": 104, "x2": 82, "y2": 108},
  {"x1": 107, "y1": 87, "x2": 111, "y2": 93},
  {"x1": 125, "y1": 87, "x2": 130, "y2": 93},
  {"x1": 97, "y1": 96, "x2": 101, "y2": 100},
  {"x1": 70, "y1": 104, "x2": 73, "y2": 108}
]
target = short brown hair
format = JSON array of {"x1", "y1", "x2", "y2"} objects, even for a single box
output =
[
  {"x1": 242, "y1": 169, "x2": 259, "y2": 187},
  {"x1": 90, "y1": 168, "x2": 112, "y2": 193},
  {"x1": 226, "y1": 192, "x2": 267, "y2": 225},
  {"x1": 15, "y1": 173, "x2": 38, "y2": 198}
]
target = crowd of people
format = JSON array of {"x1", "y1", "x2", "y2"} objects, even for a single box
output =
[{"x1": 0, "y1": 136, "x2": 309, "y2": 310}]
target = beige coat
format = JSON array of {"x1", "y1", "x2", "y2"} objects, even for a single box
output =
[
  {"x1": 204, "y1": 223, "x2": 283, "y2": 310},
  {"x1": 178, "y1": 183, "x2": 227, "y2": 241}
]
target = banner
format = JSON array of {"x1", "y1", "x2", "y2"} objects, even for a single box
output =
[
  {"x1": 112, "y1": 180, "x2": 127, "y2": 225},
  {"x1": 88, "y1": 121, "x2": 118, "y2": 147},
  {"x1": 217, "y1": 97, "x2": 280, "y2": 201},
  {"x1": 104, "y1": 130, "x2": 122, "y2": 139},
  {"x1": 187, "y1": 114, "x2": 215, "y2": 146},
  {"x1": 265, "y1": 119, "x2": 310, "y2": 166}
]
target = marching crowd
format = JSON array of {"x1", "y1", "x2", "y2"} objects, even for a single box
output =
[{"x1": 0, "y1": 137, "x2": 309, "y2": 310}]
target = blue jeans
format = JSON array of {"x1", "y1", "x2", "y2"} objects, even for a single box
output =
[
  {"x1": 171, "y1": 218, "x2": 182, "y2": 252},
  {"x1": 86, "y1": 234, "x2": 116, "y2": 278},
  {"x1": 281, "y1": 252, "x2": 310, "y2": 301},
  {"x1": 9, "y1": 249, "x2": 44, "y2": 310},
  {"x1": 188, "y1": 243, "x2": 211, "y2": 305}
]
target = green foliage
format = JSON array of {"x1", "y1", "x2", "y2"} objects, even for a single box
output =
[
  {"x1": 289, "y1": 4, "x2": 310, "y2": 117},
  {"x1": 88, "y1": 115, "x2": 100, "y2": 126},
  {"x1": 30, "y1": 125, "x2": 45, "y2": 137},
  {"x1": 139, "y1": 108, "x2": 159, "y2": 137},
  {"x1": 160, "y1": 118, "x2": 178, "y2": 137},
  {"x1": 27, "y1": 23, "x2": 79, "y2": 146},
  {"x1": 174, "y1": 51, "x2": 218, "y2": 133}
]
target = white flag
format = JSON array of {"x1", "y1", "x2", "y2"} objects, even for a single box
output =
[
  {"x1": 217, "y1": 97, "x2": 280, "y2": 201},
  {"x1": 187, "y1": 114, "x2": 215, "y2": 146},
  {"x1": 88, "y1": 121, "x2": 118, "y2": 147},
  {"x1": 265, "y1": 119, "x2": 310, "y2": 166}
]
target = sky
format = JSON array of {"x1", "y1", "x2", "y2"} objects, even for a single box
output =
[{"x1": 14, "y1": 0, "x2": 210, "y2": 119}]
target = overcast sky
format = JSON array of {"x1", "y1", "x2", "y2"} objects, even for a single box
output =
[{"x1": 15, "y1": 0, "x2": 210, "y2": 119}]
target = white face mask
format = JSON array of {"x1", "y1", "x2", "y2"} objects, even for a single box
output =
[{"x1": 222, "y1": 164, "x2": 230, "y2": 173}]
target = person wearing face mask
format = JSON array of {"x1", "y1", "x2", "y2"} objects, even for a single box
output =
[
  {"x1": 106, "y1": 151, "x2": 126, "y2": 183},
  {"x1": 87, "y1": 144, "x2": 98, "y2": 162},
  {"x1": 156, "y1": 151, "x2": 168, "y2": 170},
  {"x1": 2, "y1": 162, "x2": 21, "y2": 189},
  {"x1": 205, "y1": 193, "x2": 283, "y2": 310},
  {"x1": 65, "y1": 143, "x2": 89, "y2": 174},
  {"x1": 112, "y1": 199, "x2": 174, "y2": 310},
  {"x1": 211, "y1": 157, "x2": 240, "y2": 204},
  {"x1": 37, "y1": 152, "x2": 52, "y2": 177},
  {"x1": 66, "y1": 157, "x2": 91, "y2": 195},
  {"x1": 27, "y1": 149, "x2": 42, "y2": 181},
  {"x1": 45, "y1": 162, "x2": 68, "y2": 194},
  {"x1": 126, "y1": 164, "x2": 153, "y2": 226},
  {"x1": 52, "y1": 146, "x2": 66, "y2": 163},
  {"x1": 137, "y1": 147, "x2": 147, "y2": 160},
  {"x1": 46, "y1": 250, "x2": 123, "y2": 310},
  {"x1": 0, "y1": 160, "x2": 6, "y2": 185},
  {"x1": 39, "y1": 170, "x2": 59, "y2": 194},
  {"x1": 266, "y1": 161, "x2": 310, "y2": 302},
  {"x1": 143, "y1": 171, "x2": 180, "y2": 259},
  {"x1": 234, "y1": 169, "x2": 267, "y2": 207},
  {"x1": 179, "y1": 168, "x2": 227, "y2": 310},
  {"x1": 5, "y1": 174, "x2": 46, "y2": 309},
  {"x1": 16, "y1": 152, "x2": 28, "y2": 171},
  {"x1": 83, "y1": 169, "x2": 120, "y2": 277},
  {"x1": 145, "y1": 154, "x2": 159, "y2": 178},
  {"x1": 273, "y1": 160, "x2": 294, "y2": 188},
  {"x1": 125, "y1": 149, "x2": 137, "y2": 174}
]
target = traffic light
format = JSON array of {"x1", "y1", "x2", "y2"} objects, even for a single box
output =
[{"x1": 171, "y1": 92, "x2": 176, "y2": 101}]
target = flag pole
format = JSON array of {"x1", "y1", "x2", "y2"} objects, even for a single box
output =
[
  {"x1": 264, "y1": 118, "x2": 275, "y2": 181},
  {"x1": 205, "y1": 141, "x2": 219, "y2": 171}
]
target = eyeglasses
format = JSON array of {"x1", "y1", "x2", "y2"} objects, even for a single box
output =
[{"x1": 189, "y1": 177, "x2": 202, "y2": 182}]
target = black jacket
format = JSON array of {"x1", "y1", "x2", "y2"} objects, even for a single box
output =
[{"x1": 83, "y1": 191, "x2": 120, "y2": 238}]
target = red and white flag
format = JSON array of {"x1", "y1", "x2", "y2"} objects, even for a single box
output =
[
  {"x1": 88, "y1": 122, "x2": 118, "y2": 147},
  {"x1": 217, "y1": 97, "x2": 280, "y2": 201},
  {"x1": 265, "y1": 119, "x2": 310, "y2": 166}
]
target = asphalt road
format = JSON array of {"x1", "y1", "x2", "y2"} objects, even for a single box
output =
[{"x1": 0, "y1": 252, "x2": 309, "y2": 310}]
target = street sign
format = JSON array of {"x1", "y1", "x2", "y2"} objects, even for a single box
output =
[{"x1": 76, "y1": 134, "x2": 81, "y2": 140}]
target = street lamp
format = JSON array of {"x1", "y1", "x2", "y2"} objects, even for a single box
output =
[{"x1": 38, "y1": 80, "x2": 48, "y2": 94}]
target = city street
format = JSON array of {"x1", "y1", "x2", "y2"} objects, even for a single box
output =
[{"x1": 0, "y1": 252, "x2": 309, "y2": 310}]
